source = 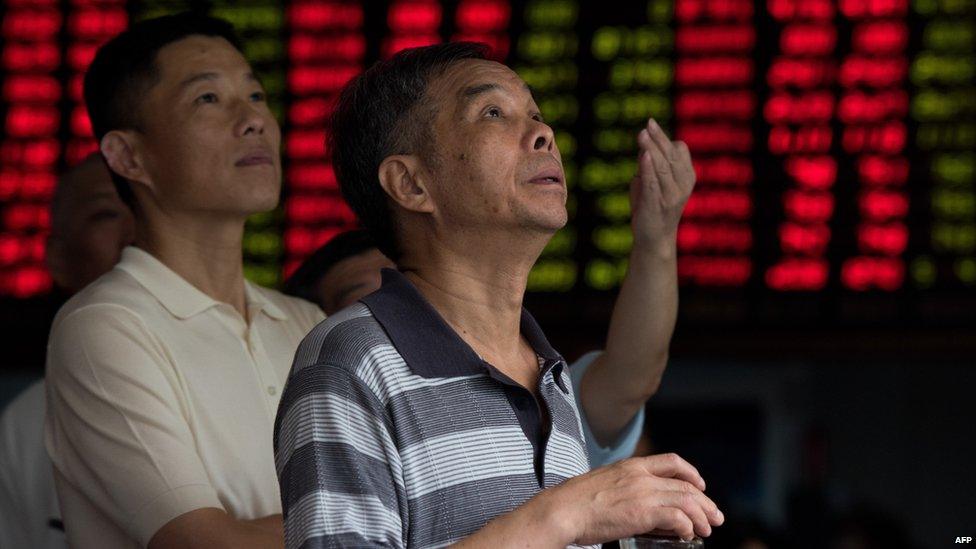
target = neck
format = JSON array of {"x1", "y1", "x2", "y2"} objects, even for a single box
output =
[
  {"x1": 136, "y1": 210, "x2": 248, "y2": 318},
  {"x1": 399, "y1": 229, "x2": 549, "y2": 370}
]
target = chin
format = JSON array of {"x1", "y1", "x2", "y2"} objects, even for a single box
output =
[
  {"x1": 530, "y1": 209, "x2": 568, "y2": 233},
  {"x1": 245, "y1": 181, "x2": 283, "y2": 212},
  {"x1": 546, "y1": 200, "x2": 569, "y2": 226},
  {"x1": 542, "y1": 217, "x2": 568, "y2": 233},
  {"x1": 248, "y1": 195, "x2": 280, "y2": 214}
]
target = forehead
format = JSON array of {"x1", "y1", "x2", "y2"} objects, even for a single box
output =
[
  {"x1": 427, "y1": 59, "x2": 530, "y2": 106},
  {"x1": 153, "y1": 35, "x2": 251, "y2": 85}
]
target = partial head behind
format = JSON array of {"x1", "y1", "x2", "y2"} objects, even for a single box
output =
[
  {"x1": 283, "y1": 229, "x2": 394, "y2": 315},
  {"x1": 46, "y1": 153, "x2": 134, "y2": 294}
]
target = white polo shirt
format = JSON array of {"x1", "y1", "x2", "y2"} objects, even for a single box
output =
[{"x1": 44, "y1": 246, "x2": 324, "y2": 548}]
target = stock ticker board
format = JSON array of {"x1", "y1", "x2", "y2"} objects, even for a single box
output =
[{"x1": 0, "y1": 0, "x2": 974, "y2": 330}]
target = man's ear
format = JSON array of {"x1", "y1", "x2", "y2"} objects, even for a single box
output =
[
  {"x1": 377, "y1": 155, "x2": 435, "y2": 214},
  {"x1": 100, "y1": 131, "x2": 152, "y2": 190}
]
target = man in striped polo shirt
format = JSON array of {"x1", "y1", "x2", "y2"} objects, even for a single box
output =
[{"x1": 274, "y1": 43, "x2": 725, "y2": 547}]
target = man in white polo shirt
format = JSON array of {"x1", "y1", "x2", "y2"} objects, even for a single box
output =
[{"x1": 44, "y1": 13, "x2": 322, "y2": 549}]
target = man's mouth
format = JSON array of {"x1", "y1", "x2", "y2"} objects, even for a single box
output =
[
  {"x1": 235, "y1": 151, "x2": 274, "y2": 167},
  {"x1": 527, "y1": 169, "x2": 564, "y2": 186}
]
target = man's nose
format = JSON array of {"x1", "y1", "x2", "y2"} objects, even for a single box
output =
[
  {"x1": 236, "y1": 100, "x2": 267, "y2": 137},
  {"x1": 529, "y1": 120, "x2": 554, "y2": 152}
]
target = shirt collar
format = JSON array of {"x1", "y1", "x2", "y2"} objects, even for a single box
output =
[
  {"x1": 116, "y1": 246, "x2": 287, "y2": 321},
  {"x1": 244, "y1": 281, "x2": 289, "y2": 321},
  {"x1": 361, "y1": 268, "x2": 562, "y2": 379}
]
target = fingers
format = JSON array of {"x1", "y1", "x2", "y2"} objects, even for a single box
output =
[
  {"x1": 635, "y1": 149, "x2": 663, "y2": 206},
  {"x1": 651, "y1": 478, "x2": 725, "y2": 528},
  {"x1": 645, "y1": 507, "x2": 696, "y2": 542},
  {"x1": 645, "y1": 118, "x2": 675, "y2": 161},
  {"x1": 636, "y1": 119, "x2": 687, "y2": 205},
  {"x1": 652, "y1": 491, "x2": 714, "y2": 538},
  {"x1": 638, "y1": 453, "x2": 706, "y2": 491},
  {"x1": 649, "y1": 146, "x2": 679, "y2": 205},
  {"x1": 637, "y1": 128, "x2": 675, "y2": 204},
  {"x1": 637, "y1": 127, "x2": 654, "y2": 152},
  {"x1": 673, "y1": 140, "x2": 697, "y2": 193}
]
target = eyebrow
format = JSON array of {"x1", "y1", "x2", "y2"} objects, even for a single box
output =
[
  {"x1": 178, "y1": 71, "x2": 259, "y2": 89},
  {"x1": 179, "y1": 72, "x2": 218, "y2": 89},
  {"x1": 459, "y1": 81, "x2": 533, "y2": 104},
  {"x1": 461, "y1": 82, "x2": 500, "y2": 100}
]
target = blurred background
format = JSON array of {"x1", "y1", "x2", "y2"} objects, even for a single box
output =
[{"x1": 0, "y1": 1, "x2": 973, "y2": 547}]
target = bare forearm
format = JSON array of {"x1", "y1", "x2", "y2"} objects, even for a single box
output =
[
  {"x1": 247, "y1": 514, "x2": 284, "y2": 538},
  {"x1": 582, "y1": 238, "x2": 678, "y2": 445},
  {"x1": 149, "y1": 509, "x2": 284, "y2": 549},
  {"x1": 606, "y1": 239, "x2": 679, "y2": 389}
]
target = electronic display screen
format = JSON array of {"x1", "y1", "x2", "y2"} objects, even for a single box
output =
[{"x1": 1, "y1": 0, "x2": 973, "y2": 330}]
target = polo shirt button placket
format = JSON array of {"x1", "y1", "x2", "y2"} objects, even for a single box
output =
[
  {"x1": 244, "y1": 327, "x2": 258, "y2": 355},
  {"x1": 245, "y1": 333, "x2": 278, "y2": 407}
]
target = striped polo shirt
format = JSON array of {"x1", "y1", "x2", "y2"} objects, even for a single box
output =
[{"x1": 274, "y1": 269, "x2": 592, "y2": 548}]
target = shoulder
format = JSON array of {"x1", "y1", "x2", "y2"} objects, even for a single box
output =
[
  {"x1": 46, "y1": 280, "x2": 161, "y2": 384},
  {"x1": 0, "y1": 380, "x2": 45, "y2": 447},
  {"x1": 276, "y1": 304, "x2": 396, "y2": 435},
  {"x1": 50, "y1": 283, "x2": 150, "y2": 346},
  {"x1": 292, "y1": 302, "x2": 388, "y2": 370},
  {"x1": 51, "y1": 268, "x2": 155, "y2": 333},
  {"x1": 286, "y1": 302, "x2": 409, "y2": 403},
  {"x1": 1, "y1": 380, "x2": 45, "y2": 418}
]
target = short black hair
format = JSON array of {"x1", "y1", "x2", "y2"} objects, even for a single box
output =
[
  {"x1": 282, "y1": 229, "x2": 378, "y2": 303},
  {"x1": 84, "y1": 11, "x2": 244, "y2": 211},
  {"x1": 329, "y1": 42, "x2": 490, "y2": 262}
]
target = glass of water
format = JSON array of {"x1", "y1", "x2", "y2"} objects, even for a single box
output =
[{"x1": 618, "y1": 534, "x2": 704, "y2": 548}]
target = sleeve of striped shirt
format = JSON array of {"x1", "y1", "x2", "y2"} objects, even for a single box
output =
[{"x1": 275, "y1": 362, "x2": 406, "y2": 549}]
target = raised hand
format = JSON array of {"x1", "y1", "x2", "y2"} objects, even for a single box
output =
[{"x1": 630, "y1": 118, "x2": 697, "y2": 250}]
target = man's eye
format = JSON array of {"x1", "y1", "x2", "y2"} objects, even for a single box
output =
[
  {"x1": 485, "y1": 107, "x2": 502, "y2": 118},
  {"x1": 250, "y1": 91, "x2": 266, "y2": 102},
  {"x1": 195, "y1": 93, "x2": 218, "y2": 104},
  {"x1": 532, "y1": 113, "x2": 545, "y2": 123}
]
